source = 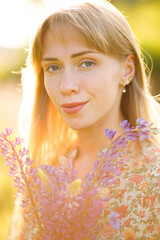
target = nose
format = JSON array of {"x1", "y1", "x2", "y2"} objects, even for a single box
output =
[{"x1": 59, "y1": 69, "x2": 79, "y2": 95}]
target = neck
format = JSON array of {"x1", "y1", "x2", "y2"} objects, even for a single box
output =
[{"x1": 76, "y1": 111, "x2": 125, "y2": 162}]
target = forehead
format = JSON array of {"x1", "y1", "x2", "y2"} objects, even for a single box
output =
[{"x1": 42, "y1": 24, "x2": 93, "y2": 56}]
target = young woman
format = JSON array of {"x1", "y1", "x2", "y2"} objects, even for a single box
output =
[{"x1": 8, "y1": 1, "x2": 160, "y2": 239}]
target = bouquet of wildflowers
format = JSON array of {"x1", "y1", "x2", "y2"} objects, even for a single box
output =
[{"x1": 0, "y1": 119, "x2": 159, "y2": 240}]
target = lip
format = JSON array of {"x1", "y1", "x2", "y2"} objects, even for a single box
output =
[{"x1": 61, "y1": 101, "x2": 88, "y2": 114}]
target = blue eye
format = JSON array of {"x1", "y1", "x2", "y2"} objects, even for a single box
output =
[
  {"x1": 80, "y1": 61, "x2": 95, "y2": 68},
  {"x1": 46, "y1": 65, "x2": 59, "y2": 72}
]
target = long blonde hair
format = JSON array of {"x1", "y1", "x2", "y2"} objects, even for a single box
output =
[{"x1": 19, "y1": 1, "x2": 160, "y2": 165}]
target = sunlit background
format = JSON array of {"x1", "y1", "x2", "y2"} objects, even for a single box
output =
[{"x1": 0, "y1": 0, "x2": 160, "y2": 239}]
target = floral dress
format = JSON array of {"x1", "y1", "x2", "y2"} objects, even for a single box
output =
[
  {"x1": 8, "y1": 141, "x2": 160, "y2": 240},
  {"x1": 96, "y1": 141, "x2": 160, "y2": 240}
]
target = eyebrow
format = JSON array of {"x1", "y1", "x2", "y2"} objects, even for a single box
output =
[{"x1": 41, "y1": 50, "x2": 98, "y2": 62}]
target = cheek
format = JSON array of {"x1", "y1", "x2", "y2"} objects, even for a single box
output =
[
  {"x1": 88, "y1": 76, "x2": 121, "y2": 110},
  {"x1": 83, "y1": 72, "x2": 119, "y2": 99},
  {"x1": 44, "y1": 78, "x2": 59, "y2": 105}
]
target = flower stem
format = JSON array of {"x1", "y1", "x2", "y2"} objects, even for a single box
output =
[
  {"x1": 83, "y1": 222, "x2": 99, "y2": 240},
  {"x1": 0, "y1": 135, "x2": 43, "y2": 235},
  {"x1": 90, "y1": 133, "x2": 130, "y2": 191}
]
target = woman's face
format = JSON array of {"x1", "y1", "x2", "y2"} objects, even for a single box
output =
[{"x1": 41, "y1": 27, "x2": 126, "y2": 130}]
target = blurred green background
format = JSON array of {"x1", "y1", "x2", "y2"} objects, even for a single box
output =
[{"x1": 0, "y1": 0, "x2": 159, "y2": 239}]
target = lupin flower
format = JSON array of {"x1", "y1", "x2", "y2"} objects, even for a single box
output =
[
  {"x1": 105, "y1": 129, "x2": 117, "y2": 140},
  {"x1": 0, "y1": 120, "x2": 159, "y2": 240},
  {"x1": 120, "y1": 120, "x2": 131, "y2": 129},
  {"x1": 0, "y1": 128, "x2": 43, "y2": 234}
]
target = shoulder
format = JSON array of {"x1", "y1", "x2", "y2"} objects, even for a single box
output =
[
  {"x1": 120, "y1": 140, "x2": 160, "y2": 195},
  {"x1": 125, "y1": 140, "x2": 160, "y2": 175}
]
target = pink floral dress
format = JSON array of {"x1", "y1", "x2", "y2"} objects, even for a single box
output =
[{"x1": 8, "y1": 141, "x2": 160, "y2": 240}]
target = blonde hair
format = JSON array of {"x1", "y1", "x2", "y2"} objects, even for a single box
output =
[{"x1": 19, "y1": 1, "x2": 160, "y2": 165}]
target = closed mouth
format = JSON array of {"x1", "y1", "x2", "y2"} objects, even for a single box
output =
[
  {"x1": 61, "y1": 101, "x2": 89, "y2": 114},
  {"x1": 61, "y1": 101, "x2": 88, "y2": 108}
]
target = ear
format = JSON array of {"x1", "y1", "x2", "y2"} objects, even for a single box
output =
[{"x1": 120, "y1": 54, "x2": 135, "y2": 85}]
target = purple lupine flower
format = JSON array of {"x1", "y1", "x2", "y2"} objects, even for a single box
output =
[
  {"x1": 139, "y1": 127, "x2": 150, "y2": 142},
  {"x1": 101, "y1": 176, "x2": 117, "y2": 185},
  {"x1": 136, "y1": 118, "x2": 148, "y2": 126},
  {"x1": 0, "y1": 119, "x2": 159, "y2": 240},
  {"x1": 105, "y1": 129, "x2": 116, "y2": 140},
  {"x1": 120, "y1": 120, "x2": 130, "y2": 129},
  {"x1": 25, "y1": 157, "x2": 34, "y2": 165},
  {"x1": 124, "y1": 126, "x2": 134, "y2": 133},
  {"x1": 126, "y1": 131, "x2": 139, "y2": 141}
]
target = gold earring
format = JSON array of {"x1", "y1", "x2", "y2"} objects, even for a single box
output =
[
  {"x1": 122, "y1": 82, "x2": 126, "y2": 93},
  {"x1": 122, "y1": 77, "x2": 132, "y2": 93}
]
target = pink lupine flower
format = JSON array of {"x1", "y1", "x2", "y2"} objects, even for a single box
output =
[{"x1": 5, "y1": 127, "x2": 14, "y2": 135}]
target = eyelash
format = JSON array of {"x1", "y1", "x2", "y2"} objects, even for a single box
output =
[
  {"x1": 44, "y1": 60, "x2": 96, "y2": 73},
  {"x1": 46, "y1": 65, "x2": 60, "y2": 73},
  {"x1": 79, "y1": 60, "x2": 96, "y2": 68}
]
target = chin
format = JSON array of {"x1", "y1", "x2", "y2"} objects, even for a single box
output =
[
  {"x1": 65, "y1": 118, "x2": 95, "y2": 131},
  {"x1": 67, "y1": 122, "x2": 87, "y2": 130}
]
